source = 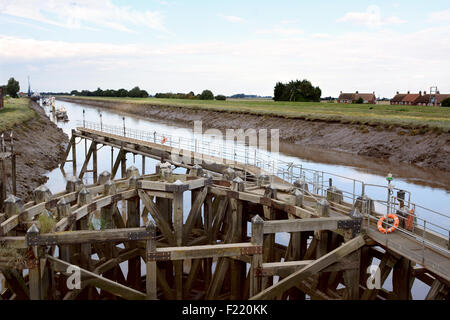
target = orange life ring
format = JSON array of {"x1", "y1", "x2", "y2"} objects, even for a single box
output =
[
  {"x1": 161, "y1": 137, "x2": 167, "y2": 144},
  {"x1": 377, "y1": 213, "x2": 399, "y2": 234}
]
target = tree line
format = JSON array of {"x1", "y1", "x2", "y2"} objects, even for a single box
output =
[
  {"x1": 70, "y1": 86, "x2": 149, "y2": 98},
  {"x1": 273, "y1": 79, "x2": 321, "y2": 102},
  {"x1": 155, "y1": 90, "x2": 226, "y2": 101}
]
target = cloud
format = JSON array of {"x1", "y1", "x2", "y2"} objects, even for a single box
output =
[
  {"x1": 256, "y1": 27, "x2": 304, "y2": 36},
  {"x1": 280, "y1": 19, "x2": 299, "y2": 25},
  {"x1": 337, "y1": 5, "x2": 407, "y2": 28},
  {"x1": 1, "y1": 25, "x2": 449, "y2": 97},
  {"x1": 0, "y1": 0, "x2": 166, "y2": 32},
  {"x1": 311, "y1": 33, "x2": 331, "y2": 39},
  {"x1": 222, "y1": 15, "x2": 245, "y2": 23},
  {"x1": 428, "y1": 9, "x2": 450, "y2": 23}
]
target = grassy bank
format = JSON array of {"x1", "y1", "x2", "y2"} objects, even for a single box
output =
[
  {"x1": 61, "y1": 96, "x2": 450, "y2": 132},
  {"x1": 0, "y1": 98, "x2": 36, "y2": 132}
]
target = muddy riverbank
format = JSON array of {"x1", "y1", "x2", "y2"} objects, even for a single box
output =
[
  {"x1": 58, "y1": 97, "x2": 450, "y2": 189},
  {"x1": 1, "y1": 101, "x2": 68, "y2": 201}
]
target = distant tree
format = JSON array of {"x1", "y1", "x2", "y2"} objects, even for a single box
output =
[
  {"x1": 129, "y1": 86, "x2": 142, "y2": 98},
  {"x1": 215, "y1": 95, "x2": 226, "y2": 101},
  {"x1": 200, "y1": 90, "x2": 214, "y2": 100},
  {"x1": 273, "y1": 79, "x2": 321, "y2": 102},
  {"x1": 187, "y1": 91, "x2": 195, "y2": 99},
  {"x1": 6, "y1": 77, "x2": 20, "y2": 98},
  {"x1": 117, "y1": 88, "x2": 128, "y2": 97},
  {"x1": 70, "y1": 90, "x2": 80, "y2": 95},
  {"x1": 273, "y1": 82, "x2": 286, "y2": 101},
  {"x1": 441, "y1": 98, "x2": 450, "y2": 107},
  {"x1": 354, "y1": 97, "x2": 364, "y2": 104},
  {"x1": 139, "y1": 90, "x2": 149, "y2": 98}
]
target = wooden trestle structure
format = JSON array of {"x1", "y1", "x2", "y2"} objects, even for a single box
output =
[{"x1": 0, "y1": 127, "x2": 448, "y2": 300}]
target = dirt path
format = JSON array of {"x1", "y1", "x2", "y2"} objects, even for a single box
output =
[
  {"x1": 60, "y1": 97, "x2": 450, "y2": 174},
  {"x1": 1, "y1": 101, "x2": 68, "y2": 201}
]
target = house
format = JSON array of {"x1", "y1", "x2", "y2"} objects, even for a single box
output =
[
  {"x1": 402, "y1": 92, "x2": 420, "y2": 105},
  {"x1": 390, "y1": 92, "x2": 407, "y2": 105},
  {"x1": 337, "y1": 91, "x2": 376, "y2": 104},
  {"x1": 392, "y1": 90, "x2": 450, "y2": 106}
]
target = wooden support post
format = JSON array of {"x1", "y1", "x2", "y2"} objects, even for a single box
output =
[
  {"x1": 315, "y1": 199, "x2": 331, "y2": 293},
  {"x1": 78, "y1": 141, "x2": 95, "y2": 180},
  {"x1": 111, "y1": 149, "x2": 125, "y2": 180},
  {"x1": 142, "y1": 155, "x2": 145, "y2": 175},
  {"x1": 262, "y1": 188, "x2": 276, "y2": 289},
  {"x1": 204, "y1": 194, "x2": 213, "y2": 291},
  {"x1": 100, "y1": 179, "x2": 117, "y2": 298},
  {"x1": 127, "y1": 190, "x2": 141, "y2": 290},
  {"x1": 0, "y1": 159, "x2": 6, "y2": 212},
  {"x1": 72, "y1": 135, "x2": 77, "y2": 176},
  {"x1": 27, "y1": 224, "x2": 42, "y2": 300},
  {"x1": 250, "y1": 215, "x2": 264, "y2": 298},
  {"x1": 92, "y1": 142, "x2": 98, "y2": 184},
  {"x1": 393, "y1": 257, "x2": 412, "y2": 300},
  {"x1": 146, "y1": 221, "x2": 157, "y2": 300},
  {"x1": 230, "y1": 177, "x2": 245, "y2": 299},
  {"x1": 121, "y1": 150, "x2": 127, "y2": 179},
  {"x1": 11, "y1": 152, "x2": 16, "y2": 196},
  {"x1": 77, "y1": 188, "x2": 92, "y2": 270},
  {"x1": 57, "y1": 197, "x2": 72, "y2": 263},
  {"x1": 173, "y1": 190, "x2": 184, "y2": 299}
]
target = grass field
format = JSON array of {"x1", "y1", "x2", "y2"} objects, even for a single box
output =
[
  {"x1": 62, "y1": 96, "x2": 450, "y2": 132},
  {"x1": 0, "y1": 98, "x2": 35, "y2": 133}
]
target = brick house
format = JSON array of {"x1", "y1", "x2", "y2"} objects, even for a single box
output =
[
  {"x1": 390, "y1": 92, "x2": 407, "y2": 105},
  {"x1": 337, "y1": 91, "x2": 376, "y2": 104},
  {"x1": 415, "y1": 92, "x2": 450, "y2": 106},
  {"x1": 392, "y1": 90, "x2": 450, "y2": 106}
]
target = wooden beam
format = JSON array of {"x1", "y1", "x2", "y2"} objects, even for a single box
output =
[
  {"x1": 250, "y1": 235, "x2": 365, "y2": 300},
  {"x1": 47, "y1": 255, "x2": 146, "y2": 300},
  {"x1": 263, "y1": 217, "x2": 351, "y2": 234},
  {"x1": 138, "y1": 190, "x2": 176, "y2": 246}
]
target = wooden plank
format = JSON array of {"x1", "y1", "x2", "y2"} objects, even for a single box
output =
[
  {"x1": 26, "y1": 227, "x2": 149, "y2": 245},
  {"x1": 263, "y1": 217, "x2": 351, "y2": 234},
  {"x1": 425, "y1": 279, "x2": 445, "y2": 300},
  {"x1": 48, "y1": 255, "x2": 146, "y2": 300},
  {"x1": 250, "y1": 235, "x2": 365, "y2": 300},
  {"x1": 154, "y1": 242, "x2": 260, "y2": 260}
]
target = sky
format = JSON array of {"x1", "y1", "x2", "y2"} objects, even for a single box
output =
[{"x1": 0, "y1": 0, "x2": 449, "y2": 98}]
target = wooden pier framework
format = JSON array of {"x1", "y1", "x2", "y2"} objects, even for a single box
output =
[{"x1": 0, "y1": 127, "x2": 448, "y2": 300}]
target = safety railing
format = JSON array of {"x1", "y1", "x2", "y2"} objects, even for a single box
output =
[{"x1": 76, "y1": 120, "x2": 450, "y2": 256}]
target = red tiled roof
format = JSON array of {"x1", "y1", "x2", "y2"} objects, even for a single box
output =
[
  {"x1": 338, "y1": 93, "x2": 354, "y2": 100},
  {"x1": 338, "y1": 93, "x2": 375, "y2": 101},
  {"x1": 355, "y1": 93, "x2": 375, "y2": 101},
  {"x1": 391, "y1": 94, "x2": 407, "y2": 102},
  {"x1": 402, "y1": 94, "x2": 420, "y2": 103}
]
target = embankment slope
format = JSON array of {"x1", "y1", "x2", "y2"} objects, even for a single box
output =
[{"x1": 1, "y1": 100, "x2": 68, "y2": 201}]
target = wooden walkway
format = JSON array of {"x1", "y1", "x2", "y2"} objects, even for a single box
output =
[{"x1": 0, "y1": 125, "x2": 448, "y2": 300}]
